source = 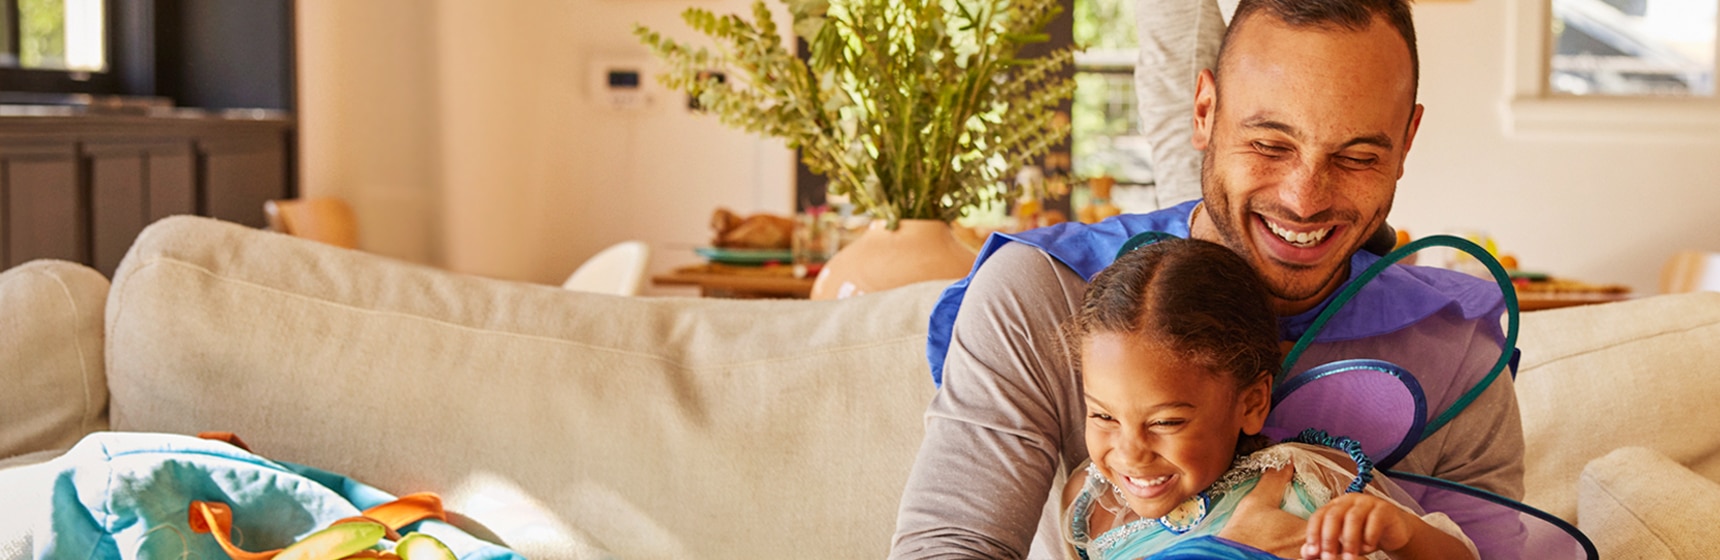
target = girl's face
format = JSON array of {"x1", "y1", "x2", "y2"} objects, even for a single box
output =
[{"x1": 1081, "y1": 331, "x2": 1271, "y2": 519}]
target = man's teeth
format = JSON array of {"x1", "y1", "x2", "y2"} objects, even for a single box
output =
[{"x1": 1265, "y1": 220, "x2": 1331, "y2": 247}]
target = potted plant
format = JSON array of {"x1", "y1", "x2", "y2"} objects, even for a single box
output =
[{"x1": 636, "y1": 0, "x2": 1076, "y2": 298}]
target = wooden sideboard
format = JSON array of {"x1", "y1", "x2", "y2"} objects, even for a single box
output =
[{"x1": 0, "y1": 110, "x2": 295, "y2": 277}]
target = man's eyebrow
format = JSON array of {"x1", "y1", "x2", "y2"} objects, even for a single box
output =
[
  {"x1": 1241, "y1": 117, "x2": 1395, "y2": 151},
  {"x1": 1241, "y1": 117, "x2": 1299, "y2": 137},
  {"x1": 1341, "y1": 133, "x2": 1395, "y2": 151}
]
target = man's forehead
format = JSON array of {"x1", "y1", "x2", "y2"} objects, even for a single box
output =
[
  {"x1": 1217, "y1": 12, "x2": 1414, "y2": 85},
  {"x1": 1214, "y1": 13, "x2": 1417, "y2": 127}
]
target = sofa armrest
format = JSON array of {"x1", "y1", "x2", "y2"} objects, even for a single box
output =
[
  {"x1": 0, "y1": 260, "x2": 109, "y2": 461},
  {"x1": 1579, "y1": 446, "x2": 1720, "y2": 558}
]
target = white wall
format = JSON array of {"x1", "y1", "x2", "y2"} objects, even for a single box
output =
[
  {"x1": 297, "y1": 0, "x2": 443, "y2": 265},
  {"x1": 301, "y1": 0, "x2": 1718, "y2": 295},
  {"x1": 1399, "y1": 0, "x2": 1720, "y2": 295},
  {"x1": 299, "y1": 0, "x2": 794, "y2": 288}
]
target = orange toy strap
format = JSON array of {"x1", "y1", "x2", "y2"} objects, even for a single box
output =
[
  {"x1": 188, "y1": 501, "x2": 282, "y2": 560},
  {"x1": 198, "y1": 431, "x2": 253, "y2": 452},
  {"x1": 189, "y1": 494, "x2": 449, "y2": 559},
  {"x1": 363, "y1": 492, "x2": 449, "y2": 531}
]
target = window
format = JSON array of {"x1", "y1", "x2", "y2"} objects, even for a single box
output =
[
  {"x1": 1549, "y1": 0, "x2": 1715, "y2": 97},
  {"x1": 1508, "y1": 0, "x2": 1720, "y2": 137},
  {"x1": 1, "y1": 0, "x2": 118, "y2": 96},
  {"x1": 1071, "y1": 0, "x2": 1163, "y2": 214}
]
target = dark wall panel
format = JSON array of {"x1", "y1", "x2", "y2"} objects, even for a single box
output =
[
  {"x1": 89, "y1": 146, "x2": 148, "y2": 275},
  {"x1": 156, "y1": 0, "x2": 296, "y2": 110},
  {"x1": 2, "y1": 146, "x2": 86, "y2": 267}
]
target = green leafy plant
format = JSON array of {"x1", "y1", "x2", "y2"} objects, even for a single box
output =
[{"x1": 636, "y1": 0, "x2": 1077, "y2": 229}]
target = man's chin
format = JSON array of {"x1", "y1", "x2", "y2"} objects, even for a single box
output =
[{"x1": 1256, "y1": 260, "x2": 1349, "y2": 308}]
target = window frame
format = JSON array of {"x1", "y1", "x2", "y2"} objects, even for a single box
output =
[
  {"x1": 0, "y1": 0, "x2": 139, "y2": 97},
  {"x1": 1507, "y1": 0, "x2": 1720, "y2": 139}
]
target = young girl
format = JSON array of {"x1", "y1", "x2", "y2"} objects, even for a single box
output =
[{"x1": 1060, "y1": 238, "x2": 1477, "y2": 560}]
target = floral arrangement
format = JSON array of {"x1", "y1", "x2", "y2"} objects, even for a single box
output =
[{"x1": 636, "y1": 0, "x2": 1077, "y2": 229}]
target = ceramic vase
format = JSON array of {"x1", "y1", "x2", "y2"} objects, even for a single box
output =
[{"x1": 810, "y1": 219, "x2": 978, "y2": 300}]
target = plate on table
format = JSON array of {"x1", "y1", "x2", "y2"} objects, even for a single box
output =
[{"x1": 695, "y1": 247, "x2": 792, "y2": 266}]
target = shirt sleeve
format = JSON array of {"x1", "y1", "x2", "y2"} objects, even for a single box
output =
[
  {"x1": 1133, "y1": 0, "x2": 1226, "y2": 209},
  {"x1": 889, "y1": 242, "x2": 1090, "y2": 560}
]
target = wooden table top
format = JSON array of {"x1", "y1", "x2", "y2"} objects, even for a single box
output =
[
  {"x1": 1515, "y1": 291, "x2": 1632, "y2": 312},
  {"x1": 651, "y1": 263, "x2": 815, "y2": 299}
]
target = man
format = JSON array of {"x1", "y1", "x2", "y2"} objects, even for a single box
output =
[{"x1": 889, "y1": 0, "x2": 1524, "y2": 558}]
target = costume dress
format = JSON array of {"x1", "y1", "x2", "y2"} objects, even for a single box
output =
[
  {"x1": 1063, "y1": 444, "x2": 1476, "y2": 560},
  {"x1": 890, "y1": 201, "x2": 1592, "y2": 559}
]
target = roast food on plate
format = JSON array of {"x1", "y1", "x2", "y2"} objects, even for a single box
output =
[{"x1": 711, "y1": 208, "x2": 793, "y2": 249}]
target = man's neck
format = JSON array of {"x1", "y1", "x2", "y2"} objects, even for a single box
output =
[{"x1": 1187, "y1": 202, "x2": 1350, "y2": 317}]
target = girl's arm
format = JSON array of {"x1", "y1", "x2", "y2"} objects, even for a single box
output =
[{"x1": 1300, "y1": 493, "x2": 1477, "y2": 560}]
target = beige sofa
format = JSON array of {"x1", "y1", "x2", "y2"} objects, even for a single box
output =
[{"x1": 2, "y1": 216, "x2": 1717, "y2": 559}]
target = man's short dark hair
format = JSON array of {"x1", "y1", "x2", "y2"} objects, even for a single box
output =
[{"x1": 1216, "y1": 0, "x2": 1420, "y2": 103}]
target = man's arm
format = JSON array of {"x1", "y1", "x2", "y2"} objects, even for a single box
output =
[
  {"x1": 889, "y1": 243, "x2": 1089, "y2": 559},
  {"x1": 1134, "y1": 0, "x2": 1225, "y2": 209}
]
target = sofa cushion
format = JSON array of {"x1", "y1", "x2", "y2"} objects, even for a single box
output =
[
  {"x1": 1514, "y1": 291, "x2": 1720, "y2": 522},
  {"x1": 0, "y1": 260, "x2": 109, "y2": 461},
  {"x1": 1578, "y1": 446, "x2": 1720, "y2": 558},
  {"x1": 105, "y1": 216, "x2": 943, "y2": 560}
]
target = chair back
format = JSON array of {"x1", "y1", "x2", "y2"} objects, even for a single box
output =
[
  {"x1": 562, "y1": 241, "x2": 651, "y2": 296},
  {"x1": 264, "y1": 197, "x2": 359, "y2": 249},
  {"x1": 1661, "y1": 250, "x2": 1720, "y2": 294}
]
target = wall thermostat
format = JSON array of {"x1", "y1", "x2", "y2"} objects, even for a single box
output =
[{"x1": 590, "y1": 58, "x2": 654, "y2": 111}]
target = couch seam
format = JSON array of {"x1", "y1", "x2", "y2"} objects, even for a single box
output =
[
  {"x1": 117, "y1": 257, "x2": 927, "y2": 371},
  {"x1": 1521, "y1": 318, "x2": 1720, "y2": 373},
  {"x1": 26, "y1": 267, "x2": 100, "y2": 438}
]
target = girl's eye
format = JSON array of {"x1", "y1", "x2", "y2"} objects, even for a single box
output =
[
  {"x1": 1150, "y1": 419, "x2": 1187, "y2": 429},
  {"x1": 1088, "y1": 412, "x2": 1115, "y2": 422}
]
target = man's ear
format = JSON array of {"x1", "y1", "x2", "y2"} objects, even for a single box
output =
[
  {"x1": 1396, "y1": 103, "x2": 1425, "y2": 180},
  {"x1": 1191, "y1": 68, "x2": 1218, "y2": 152},
  {"x1": 1239, "y1": 372, "x2": 1272, "y2": 435}
]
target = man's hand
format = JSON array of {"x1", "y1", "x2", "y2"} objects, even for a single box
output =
[{"x1": 1216, "y1": 465, "x2": 1307, "y2": 557}]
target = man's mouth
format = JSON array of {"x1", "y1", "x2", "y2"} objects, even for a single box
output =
[{"x1": 1262, "y1": 217, "x2": 1333, "y2": 248}]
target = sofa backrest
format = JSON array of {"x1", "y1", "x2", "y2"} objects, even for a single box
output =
[
  {"x1": 105, "y1": 216, "x2": 943, "y2": 560},
  {"x1": 1515, "y1": 290, "x2": 1720, "y2": 522}
]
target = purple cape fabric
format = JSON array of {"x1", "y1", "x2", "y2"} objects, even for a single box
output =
[{"x1": 924, "y1": 202, "x2": 1505, "y2": 385}]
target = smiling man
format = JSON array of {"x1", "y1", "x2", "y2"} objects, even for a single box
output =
[{"x1": 890, "y1": 0, "x2": 1523, "y2": 558}]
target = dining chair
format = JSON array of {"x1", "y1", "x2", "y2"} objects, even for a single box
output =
[
  {"x1": 264, "y1": 197, "x2": 360, "y2": 249},
  {"x1": 562, "y1": 241, "x2": 651, "y2": 296},
  {"x1": 1660, "y1": 250, "x2": 1720, "y2": 294}
]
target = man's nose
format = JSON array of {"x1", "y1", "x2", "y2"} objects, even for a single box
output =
[{"x1": 1275, "y1": 159, "x2": 1335, "y2": 219}]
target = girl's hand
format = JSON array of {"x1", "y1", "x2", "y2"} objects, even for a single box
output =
[{"x1": 1300, "y1": 493, "x2": 1413, "y2": 559}]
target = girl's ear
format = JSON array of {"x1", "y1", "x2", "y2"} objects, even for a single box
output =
[{"x1": 1238, "y1": 372, "x2": 1273, "y2": 435}]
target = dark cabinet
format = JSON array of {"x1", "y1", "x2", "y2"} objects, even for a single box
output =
[{"x1": 0, "y1": 113, "x2": 295, "y2": 276}]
